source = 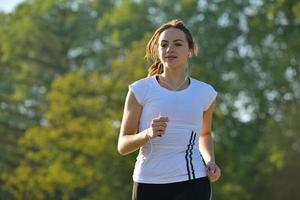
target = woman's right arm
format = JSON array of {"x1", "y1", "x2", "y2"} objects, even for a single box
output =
[
  {"x1": 117, "y1": 89, "x2": 168, "y2": 155},
  {"x1": 117, "y1": 90, "x2": 149, "y2": 155}
]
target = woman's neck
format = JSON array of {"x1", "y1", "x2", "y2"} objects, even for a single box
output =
[
  {"x1": 158, "y1": 70, "x2": 189, "y2": 91},
  {"x1": 162, "y1": 66, "x2": 187, "y2": 81}
]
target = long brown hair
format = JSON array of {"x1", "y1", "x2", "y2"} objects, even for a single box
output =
[{"x1": 145, "y1": 19, "x2": 198, "y2": 76}]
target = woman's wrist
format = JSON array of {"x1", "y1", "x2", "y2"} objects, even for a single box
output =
[
  {"x1": 143, "y1": 128, "x2": 151, "y2": 141},
  {"x1": 206, "y1": 159, "x2": 216, "y2": 165}
]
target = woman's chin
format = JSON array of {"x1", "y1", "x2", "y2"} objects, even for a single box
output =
[{"x1": 164, "y1": 62, "x2": 183, "y2": 70}]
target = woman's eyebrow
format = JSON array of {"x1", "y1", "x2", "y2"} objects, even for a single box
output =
[
  {"x1": 161, "y1": 39, "x2": 184, "y2": 43},
  {"x1": 173, "y1": 39, "x2": 184, "y2": 42}
]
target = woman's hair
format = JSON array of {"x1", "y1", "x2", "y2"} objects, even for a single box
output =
[{"x1": 145, "y1": 19, "x2": 198, "y2": 76}]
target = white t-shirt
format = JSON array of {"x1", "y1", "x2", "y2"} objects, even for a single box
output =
[{"x1": 129, "y1": 76, "x2": 217, "y2": 184}]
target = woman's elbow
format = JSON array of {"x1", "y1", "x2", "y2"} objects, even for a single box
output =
[
  {"x1": 117, "y1": 143, "x2": 129, "y2": 156},
  {"x1": 117, "y1": 146, "x2": 126, "y2": 156}
]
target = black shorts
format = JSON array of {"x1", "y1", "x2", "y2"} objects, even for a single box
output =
[{"x1": 132, "y1": 177, "x2": 211, "y2": 200}]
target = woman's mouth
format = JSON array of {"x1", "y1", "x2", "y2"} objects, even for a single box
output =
[{"x1": 165, "y1": 55, "x2": 177, "y2": 60}]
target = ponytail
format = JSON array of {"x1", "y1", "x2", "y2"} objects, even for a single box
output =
[{"x1": 147, "y1": 61, "x2": 164, "y2": 76}]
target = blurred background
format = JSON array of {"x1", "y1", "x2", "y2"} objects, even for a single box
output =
[{"x1": 0, "y1": 0, "x2": 299, "y2": 199}]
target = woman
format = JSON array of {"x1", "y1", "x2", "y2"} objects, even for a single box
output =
[{"x1": 118, "y1": 19, "x2": 221, "y2": 200}]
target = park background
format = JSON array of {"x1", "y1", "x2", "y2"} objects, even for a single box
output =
[{"x1": 0, "y1": 0, "x2": 299, "y2": 199}]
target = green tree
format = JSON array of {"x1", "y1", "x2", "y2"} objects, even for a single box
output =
[
  {"x1": 4, "y1": 72, "x2": 125, "y2": 199},
  {"x1": 0, "y1": 0, "x2": 114, "y2": 198}
]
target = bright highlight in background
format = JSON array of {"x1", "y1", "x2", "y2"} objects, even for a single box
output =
[{"x1": 0, "y1": 0, "x2": 24, "y2": 13}]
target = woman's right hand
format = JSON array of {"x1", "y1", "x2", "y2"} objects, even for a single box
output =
[{"x1": 147, "y1": 116, "x2": 168, "y2": 139}]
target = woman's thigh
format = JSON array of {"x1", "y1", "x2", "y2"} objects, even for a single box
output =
[
  {"x1": 173, "y1": 177, "x2": 211, "y2": 200},
  {"x1": 132, "y1": 181, "x2": 173, "y2": 200}
]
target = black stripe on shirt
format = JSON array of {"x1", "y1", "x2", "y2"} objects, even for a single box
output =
[
  {"x1": 185, "y1": 131, "x2": 196, "y2": 180},
  {"x1": 189, "y1": 131, "x2": 197, "y2": 179}
]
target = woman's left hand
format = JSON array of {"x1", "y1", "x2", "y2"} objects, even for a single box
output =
[{"x1": 206, "y1": 161, "x2": 221, "y2": 182}]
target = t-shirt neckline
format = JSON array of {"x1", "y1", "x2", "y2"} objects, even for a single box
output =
[{"x1": 152, "y1": 75, "x2": 193, "y2": 93}]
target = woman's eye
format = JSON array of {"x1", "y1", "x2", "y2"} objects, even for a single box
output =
[
  {"x1": 161, "y1": 43, "x2": 168, "y2": 47},
  {"x1": 175, "y1": 43, "x2": 182, "y2": 46}
]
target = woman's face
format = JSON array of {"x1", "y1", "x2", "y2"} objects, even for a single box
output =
[{"x1": 158, "y1": 28, "x2": 190, "y2": 70}]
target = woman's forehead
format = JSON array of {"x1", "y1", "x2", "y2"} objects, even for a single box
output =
[{"x1": 158, "y1": 28, "x2": 187, "y2": 42}]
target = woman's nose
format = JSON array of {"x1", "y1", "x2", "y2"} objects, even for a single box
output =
[{"x1": 166, "y1": 44, "x2": 174, "y2": 52}]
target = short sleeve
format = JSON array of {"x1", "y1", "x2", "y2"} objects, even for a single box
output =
[
  {"x1": 204, "y1": 85, "x2": 218, "y2": 111},
  {"x1": 128, "y1": 79, "x2": 149, "y2": 106}
]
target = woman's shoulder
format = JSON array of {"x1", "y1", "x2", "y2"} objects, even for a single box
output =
[
  {"x1": 128, "y1": 76, "x2": 154, "y2": 106},
  {"x1": 191, "y1": 78, "x2": 216, "y2": 91},
  {"x1": 130, "y1": 76, "x2": 153, "y2": 87},
  {"x1": 191, "y1": 78, "x2": 218, "y2": 108}
]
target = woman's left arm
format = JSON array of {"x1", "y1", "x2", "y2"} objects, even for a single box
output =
[{"x1": 199, "y1": 100, "x2": 221, "y2": 182}]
